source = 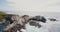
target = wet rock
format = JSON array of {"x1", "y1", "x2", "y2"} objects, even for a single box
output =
[
  {"x1": 29, "y1": 16, "x2": 46, "y2": 23},
  {"x1": 29, "y1": 21, "x2": 41, "y2": 28},
  {"x1": 48, "y1": 18, "x2": 57, "y2": 21}
]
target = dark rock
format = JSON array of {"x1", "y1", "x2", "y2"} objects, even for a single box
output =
[
  {"x1": 29, "y1": 16, "x2": 46, "y2": 23},
  {"x1": 22, "y1": 15, "x2": 29, "y2": 18},
  {"x1": 4, "y1": 14, "x2": 13, "y2": 24},
  {"x1": 4, "y1": 14, "x2": 19, "y2": 24},
  {"x1": 29, "y1": 21, "x2": 41, "y2": 28},
  {"x1": 48, "y1": 18, "x2": 57, "y2": 21}
]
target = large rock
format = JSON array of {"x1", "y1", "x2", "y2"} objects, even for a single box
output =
[
  {"x1": 29, "y1": 20, "x2": 41, "y2": 28},
  {"x1": 29, "y1": 16, "x2": 46, "y2": 23},
  {"x1": 4, "y1": 14, "x2": 19, "y2": 24},
  {"x1": 3, "y1": 15, "x2": 28, "y2": 32}
]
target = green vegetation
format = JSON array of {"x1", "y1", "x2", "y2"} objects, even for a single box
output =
[{"x1": 0, "y1": 11, "x2": 6, "y2": 20}]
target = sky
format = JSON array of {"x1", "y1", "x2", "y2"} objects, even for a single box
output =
[{"x1": 0, "y1": 0, "x2": 60, "y2": 13}]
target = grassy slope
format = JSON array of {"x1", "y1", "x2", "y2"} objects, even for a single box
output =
[{"x1": 0, "y1": 11, "x2": 6, "y2": 20}]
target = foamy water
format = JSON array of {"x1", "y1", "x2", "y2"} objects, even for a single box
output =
[{"x1": 25, "y1": 17, "x2": 60, "y2": 32}]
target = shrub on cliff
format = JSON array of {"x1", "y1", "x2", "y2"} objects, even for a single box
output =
[{"x1": 0, "y1": 11, "x2": 6, "y2": 20}]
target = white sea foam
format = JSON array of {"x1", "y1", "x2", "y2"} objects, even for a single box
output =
[{"x1": 25, "y1": 17, "x2": 60, "y2": 32}]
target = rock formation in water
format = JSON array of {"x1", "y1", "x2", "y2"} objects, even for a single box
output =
[
  {"x1": 29, "y1": 20, "x2": 41, "y2": 28},
  {"x1": 48, "y1": 18, "x2": 58, "y2": 21},
  {"x1": 3, "y1": 15, "x2": 30, "y2": 32},
  {"x1": 0, "y1": 12, "x2": 47, "y2": 32},
  {"x1": 3, "y1": 14, "x2": 19, "y2": 32},
  {"x1": 29, "y1": 16, "x2": 46, "y2": 23},
  {"x1": 3, "y1": 15, "x2": 46, "y2": 32}
]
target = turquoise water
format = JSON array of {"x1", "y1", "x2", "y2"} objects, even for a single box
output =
[{"x1": 0, "y1": 21, "x2": 10, "y2": 32}]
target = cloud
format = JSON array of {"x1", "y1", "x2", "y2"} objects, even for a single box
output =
[
  {"x1": 0, "y1": 0, "x2": 60, "y2": 12},
  {"x1": 6, "y1": 0, "x2": 47, "y2": 12},
  {"x1": 6, "y1": 0, "x2": 60, "y2": 12},
  {"x1": 47, "y1": 0, "x2": 60, "y2": 12}
]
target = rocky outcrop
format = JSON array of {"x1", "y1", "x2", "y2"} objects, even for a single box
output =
[
  {"x1": 3, "y1": 14, "x2": 19, "y2": 32},
  {"x1": 3, "y1": 15, "x2": 46, "y2": 32},
  {"x1": 29, "y1": 20, "x2": 41, "y2": 28},
  {"x1": 3, "y1": 15, "x2": 30, "y2": 32},
  {"x1": 29, "y1": 16, "x2": 46, "y2": 23},
  {"x1": 4, "y1": 14, "x2": 19, "y2": 24},
  {"x1": 48, "y1": 18, "x2": 57, "y2": 21}
]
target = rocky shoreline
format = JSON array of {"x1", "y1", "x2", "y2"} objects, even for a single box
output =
[{"x1": 0, "y1": 13, "x2": 58, "y2": 32}]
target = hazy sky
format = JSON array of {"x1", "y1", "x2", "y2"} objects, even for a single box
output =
[{"x1": 0, "y1": 0, "x2": 60, "y2": 12}]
